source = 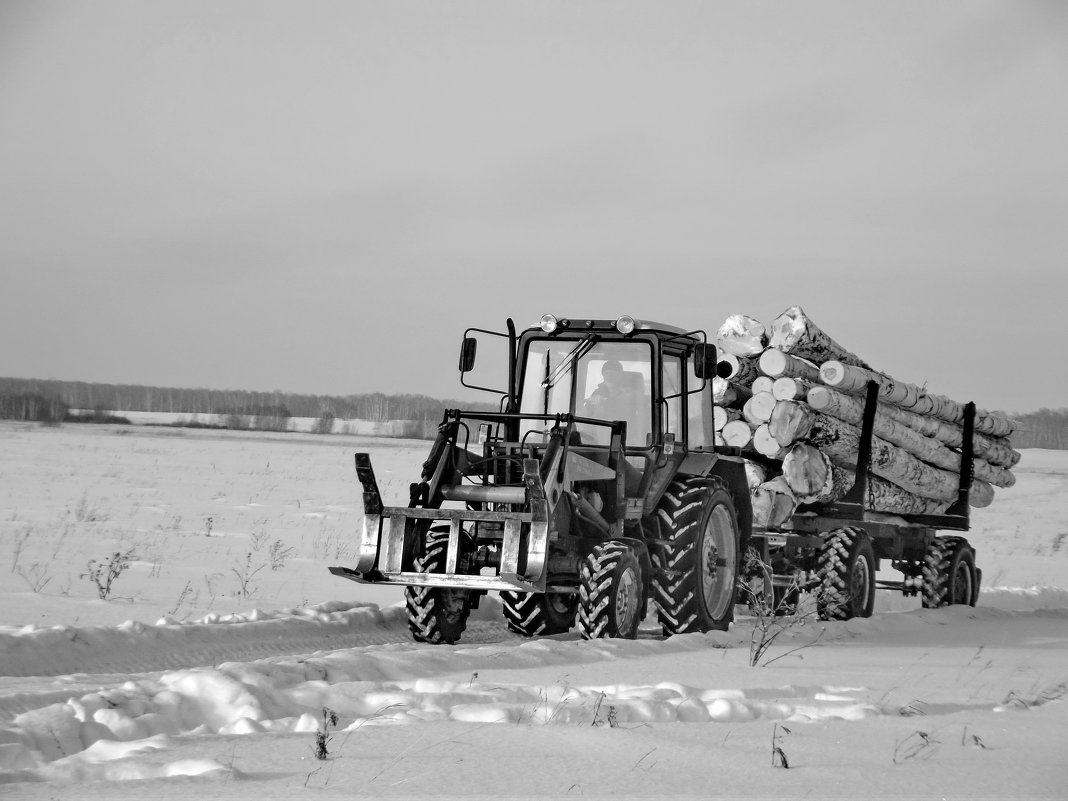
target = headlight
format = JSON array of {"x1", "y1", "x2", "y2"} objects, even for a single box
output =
[
  {"x1": 539, "y1": 314, "x2": 559, "y2": 333},
  {"x1": 615, "y1": 315, "x2": 640, "y2": 334}
]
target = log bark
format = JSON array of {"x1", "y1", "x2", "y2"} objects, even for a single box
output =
[
  {"x1": 810, "y1": 384, "x2": 1018, "y2": 469},
  {"x1": 753, "y1": 423, "x2": 786, "y2": 458},
  {"x1": 865, "y1": 476, "x2": 950, "y2": 515},
  {"x1": 712, "y1": 377, "x2": 750, "y2": 408},
  {"x1": 758, "y1": 349, "x2": 821, "y2": 382},
  {"x1": 819, "y1": 360, "x2": 1016, "y2": 438},
  {"x1": 718, "y1": 354, "x2": 761, "y2": 387},
  {"x1": 769, "y1": 400, "x2": 995, "y2": 507},
  {"x1": 782, "y1": 444, "x2": 950, "y2": 515},
  {"x1": 742, "y1": 392, "x2": 778, "y2": 426},
  {"x1": 806, "y1": 385, "x2": 1016, "y2": 488},
  {"x1": 721, "y1": 419, "x2": 754, "y2": 448},
  {"x1": 751, "y1": 477, "x2": 797, "y2": 528},
  {"x1": 715, "y1": 314, "x2": 769, "y2": 357},
  {"x1": 751, "y1": 376, "x2": 775, "y2": 395},
  {"x1": 768, "y1": 306, "x2": 871, "y2": 369},
  {"x1": 771, "y1": 377, "x2": 814, "y2": 402}
]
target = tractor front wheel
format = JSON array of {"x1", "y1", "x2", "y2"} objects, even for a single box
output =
[
  {"x1": 501, "y1": 591, "x2": 578, "y2": 637},
  {"x1": 652, "y1": 478, "x2": 741, "y2": 635},
  {"x1": 405, "y1": 529, "x2": 472, "y2": 644},
  {"x1": 577, "y1": 541, "x2": 643, "y2": 639}
]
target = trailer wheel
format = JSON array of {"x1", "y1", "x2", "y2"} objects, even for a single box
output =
[
  {"x1": 405, "y1": 529, "x2": 472, "y2": 644},
  {"x1": 922, "y1": 536, "x2": 977, "y2": 608},
  {"x1": 652, "y1": 478, "x2": 741, "y2": 635},
  {"x1": 501, "y1": 591, "x2": 578, "y2": 637},
  {"x1": 816, "y1": 527, "x2": 875, "y2": 620},
  {"x1": 577, "y1": 541, "x2": 643, "y2": 639}
]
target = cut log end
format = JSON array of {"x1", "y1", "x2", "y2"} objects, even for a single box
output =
[{"x1": 721, "y1": 419, "x2": 754, "y2": 448}]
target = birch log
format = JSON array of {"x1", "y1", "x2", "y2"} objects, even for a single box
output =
[
  {"x1": 781, "y1": 444, "x2": 855, "y2": 503},
  {"x1": 751, "y1": 376, "x2": 775, "y2": 395},
  {"x1": 782, "y1": 444, "x2": 949, "y2": 515},
  {"x1": 716, "y1": 314, "x2": 769, "y2": 357},
  {"x1": 753, "y1": 423, "x2": 786, "y2": 458},
  {"x1": 718, "y1": 354, "x2": 761, "y2": 387},
  {"x1": 768, "y1": 306, "x2": 871, "y2": 369},
  {"x1": 751, "y1": 477, "x2": 797, "y2": 528},
  {"x1": 721, "y1": 419, "x2": 754, "y2": 448},
  {"x1": 771, "y1": 377, "x2": 815, "y2": 402},
  {"x1": 713, "y1": 406, "x2": 742, "y2": 432},
  {"x1": 809, "y1": 383, "x2": 1018, "y2": 468},
  {"x1": 758, "y1": 348, "x2": 821, "y2": 382},
  {"x1": 769, "y1": 401, "x2": 995, "y2": 507},
  {"x1": 820, "y1": 360, "x2": 1016, "y2": 438},
  {"x1": 806, "y1": 385, "x2": 1016, "y2": 488},
  {"x1": 742, "y1": 392, "x2": 778, "y2": 426},
  {"x1": 865, "y1": 476, "x2": 950, "y2": 515}
]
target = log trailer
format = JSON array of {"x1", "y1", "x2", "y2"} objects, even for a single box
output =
[{"x1": 330, "y1": 314, "x2": 981, "y2": 644}]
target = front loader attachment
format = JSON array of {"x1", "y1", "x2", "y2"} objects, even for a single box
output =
[{"x1": 329, "y1": 452, "x2": 552, "y2": 592}]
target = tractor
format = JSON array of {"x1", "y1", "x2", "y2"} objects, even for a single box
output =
[{"x1": 330, "y1": 314, "x2": 751, "y2": 643}]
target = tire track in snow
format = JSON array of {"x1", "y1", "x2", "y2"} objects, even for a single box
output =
[{"x1": 0, "y1": 602, "x2": 511, "y2": 679}]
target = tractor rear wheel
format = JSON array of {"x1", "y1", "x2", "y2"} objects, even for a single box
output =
[
  {"x1": 922, "y1": 536, "x2": 977, "y2": 608},
  {"x1": 816, "y1": 527, "x2": 875, "y2": 620},
  {"x1": 577, "y1": 541, "x2": 643, "y2": 639},
  {"x1": 501, "y1": 591, "x2": 578, "y2": 637},
  {"x1": 405, "y1": 529, "x2": 472, "y2": 644},
  {"x1": 652, "y1": 478, "x2": 741, "y2": 635}
]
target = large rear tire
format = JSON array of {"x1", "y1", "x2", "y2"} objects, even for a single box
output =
[
  {"x1": 816, "y1": 527, "x2": 875, "y2": 620},
  {"x1": 921, "y1": 536, "x2": 977, "y2": 608},
  {"x1": 577, "y1": 541, "x2": 643, "y2": 639},
  {"x1": 652, "y1": 478, "x2": 741, "y2": 635},
  {"x1": 501, "y1": 591, "x2": 578, "y2": 636},
  {"x1": 405, "y1": 529, "x2": 472, "y2": 644}
]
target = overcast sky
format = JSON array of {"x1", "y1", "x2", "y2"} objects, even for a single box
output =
[{"x1": 1, "y1": 0, "x2": 1065, "y2": 413}]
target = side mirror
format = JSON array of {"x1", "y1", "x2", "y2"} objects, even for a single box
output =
[
  {"x1": 693, "y1": 343, "x2": 718, "y2": 379},
  {"x1": 459, "y1": 337, "x2": 478, "y2": 373}
]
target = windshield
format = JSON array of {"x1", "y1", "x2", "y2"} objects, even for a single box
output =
[{"x1": 518, "y1": 338, "x2": 653, "y2": 447}]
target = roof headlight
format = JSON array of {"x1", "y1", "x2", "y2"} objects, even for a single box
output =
[
  {"x1": 539, "y1": 314, "x2": 559, "y2": 333},
  {"x1": 615, "y1": 315, "x2": 640, "y2": 335}
]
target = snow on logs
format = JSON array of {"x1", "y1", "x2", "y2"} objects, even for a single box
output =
[
  {"x1": 711, "y1": 305, "x2": 1020, "y2": 524},
  {"x1": 715, "y1": 314, "x2": 769, "y2": 357}
]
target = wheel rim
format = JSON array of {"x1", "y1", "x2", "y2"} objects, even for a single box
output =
[
  {"x1": 442, "y1": 589, "x2": 468, "y2": 624},
  {"x1": 701, "y1": 505, "x2": 737, "y2": 620},
  {"x1": 615, "y1": 566, "x2": 639, "y2": 633},
  {"x1": 549, "y1": 594, "x2": 572, "y2": 615},
  {"x1": 951, "y1": 560, "x2": 972, "y2": 605},
  {"x1": 850, "y1": 553, "x2": 870, "y2": 608}
]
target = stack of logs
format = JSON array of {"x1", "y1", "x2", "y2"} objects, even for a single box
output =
[{"x1": 713, "y1": 307, "x2": 1020, "y2": 528}]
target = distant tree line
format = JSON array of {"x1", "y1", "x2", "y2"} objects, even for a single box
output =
[
  {"x1": 3, "y1": 376, "x2": 1061, "y2": 449},
  {"x1": 0, "y1": 391, "x2": 68, "y2": 424},
  {"x1": 0, "y1": 377, "x2": 494, "y2": 437},
  {"x1": 1008, "y1": 408, "x2": 1068, "y2": 450}
]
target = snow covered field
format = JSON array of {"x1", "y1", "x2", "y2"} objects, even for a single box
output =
[{"x1": 2, "y1": 422, "x2": 1067, "y2": 799}]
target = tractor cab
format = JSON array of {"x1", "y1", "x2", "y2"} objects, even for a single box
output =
[{"x1": 485, "y1": 314, "x2": 718, "y2": 506}]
